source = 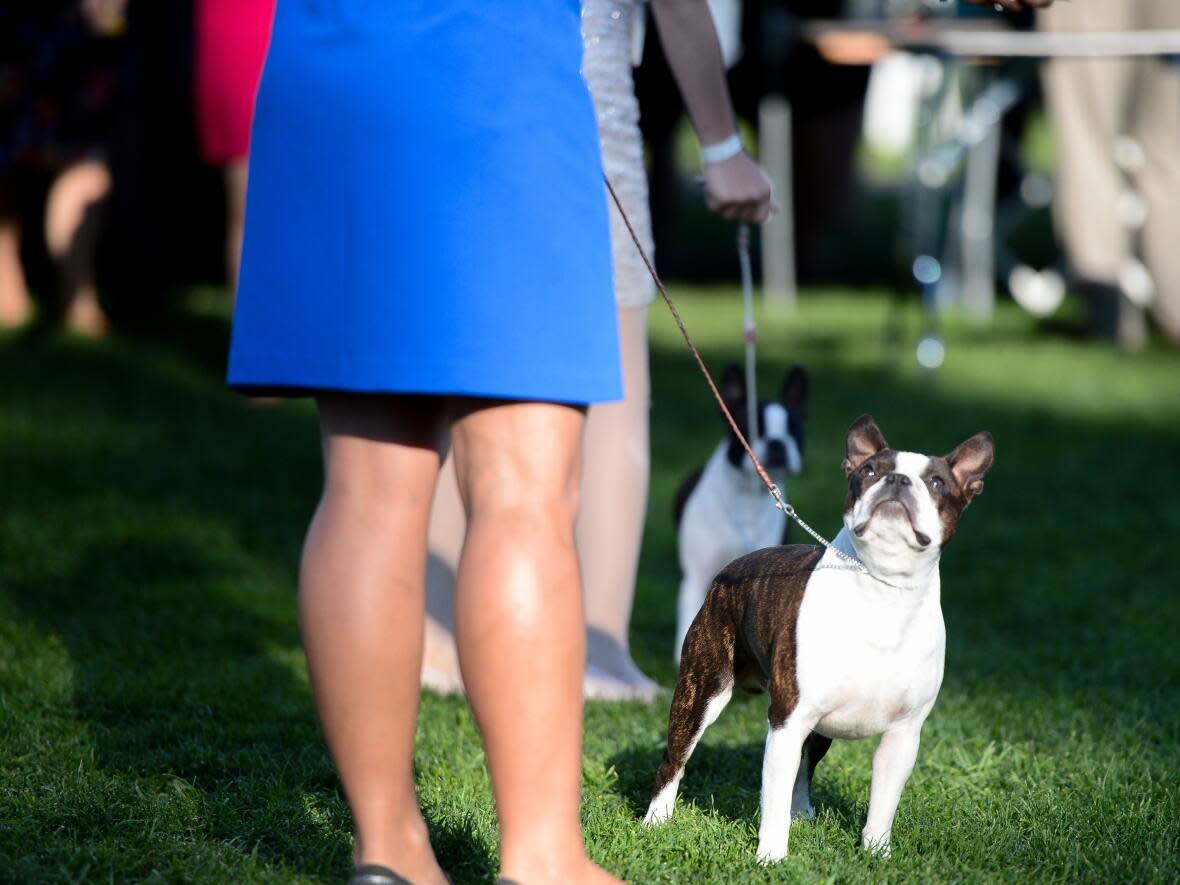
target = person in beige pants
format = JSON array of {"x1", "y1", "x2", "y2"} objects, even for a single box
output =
[
  {"x1": 1040, "y1": 0, "x2": 1180, "y2": 348},
  {"x1": 420, "y1": 0, "x2": 777, "y2": 701}
]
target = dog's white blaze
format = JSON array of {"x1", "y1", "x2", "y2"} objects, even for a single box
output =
[
  {"x1": 644, "y1": 685, "x2": 733, "y2": 825},
  {"x1": 764, "y1": 403, "x2": 788, "y2": 438},
  {"x1": 893, "y1": 451, "x2": 930, "y2": 481}
]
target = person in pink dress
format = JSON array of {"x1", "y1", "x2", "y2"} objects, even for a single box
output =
[{"x1": 193, "y1": 0, "x2": 275, "y2": 295}]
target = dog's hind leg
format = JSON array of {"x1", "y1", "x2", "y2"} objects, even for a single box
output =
[
  {"x1": 790, "y1": 732, "x2": 832, "y2": 820},
  {"x1": 644, "y1": 622, "x2": 735, "y2": 825}
]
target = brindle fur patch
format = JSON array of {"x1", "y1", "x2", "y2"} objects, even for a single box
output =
[
  {"x1": 923, "y1": 431, "x2": 994, "y2": 545},
  {"x1": 920, "y1": 456, "x2": 970, "y2": 545},
  {"x1": 651, "y1": 545, "x2": 825, "y2": 799}
]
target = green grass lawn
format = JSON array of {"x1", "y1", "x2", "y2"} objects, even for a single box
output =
[{"x1": 2, "y1": 289, "x2": 1178, "y2": 883}]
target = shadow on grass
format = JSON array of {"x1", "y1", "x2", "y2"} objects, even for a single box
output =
[
  {"x1": 0, "y1": 330, "x2": 496, "y2": 882},
  {"x1": 2, "y1": 537, "x2": 350, "y2": 876},
  {"x1": 607, "y1": 736, "x2": 860, "y2": 832}
]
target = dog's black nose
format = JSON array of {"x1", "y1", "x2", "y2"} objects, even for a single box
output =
[
  {"x1": 764, "y1": 439, "x2": 787, "y2": 469},
  {"x1": 884, "y1": 472, "x2": 911, "y2": 486}
]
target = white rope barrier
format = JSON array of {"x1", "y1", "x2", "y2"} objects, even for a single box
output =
[{"x1": 803, "y1": 21, "x2": 1180, "y2": 58}]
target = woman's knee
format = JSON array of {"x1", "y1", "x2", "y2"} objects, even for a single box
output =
[
  {"x1": 450, "y1": 400, "x2": 585, "y2": 532},
  {"x1": 44, "y1": 161, "x2": 111, "y2": 257},
  {"x1": 459, "y1": 454, "x2": 581, "y2": 535}
]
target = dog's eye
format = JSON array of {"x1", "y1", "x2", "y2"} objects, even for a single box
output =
[
  {"x1": 861, "y1": 465, "x2": 875, "y2": 478},
  {"x1": 929, "y1": 476, "x2": 944, "y2": 491}
]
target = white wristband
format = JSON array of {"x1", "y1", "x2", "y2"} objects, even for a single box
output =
[{"x1": 700, "y1": 132, "x2": 743, "y2": 165}]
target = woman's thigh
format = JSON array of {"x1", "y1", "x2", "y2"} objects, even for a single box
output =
[{"x1": 316, "y1": 393, "x2": 447, "y2": 506}]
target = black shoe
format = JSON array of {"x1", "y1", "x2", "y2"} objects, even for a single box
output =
[{"x1": 349, "y1": 865, "x2": 411, "y2": 885}]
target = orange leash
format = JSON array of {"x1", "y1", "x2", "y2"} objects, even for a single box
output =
[{"x1": 602, "y1": 175, "x2": 781, "y2": 501}]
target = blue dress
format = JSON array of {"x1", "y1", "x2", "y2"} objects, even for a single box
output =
[{"x1": 227, "y1": 0, "x2": 622, "y2": 404}]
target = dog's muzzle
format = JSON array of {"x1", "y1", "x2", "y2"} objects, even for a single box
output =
[{"x1": 764, "y1": 439, "x2": 788, "y2": 469}]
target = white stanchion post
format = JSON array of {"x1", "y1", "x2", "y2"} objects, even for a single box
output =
[
  {"x1": 738, "y1": 225, "x2": 759, "y2": 441},
  {"x1": 758, "y1": 95, "x2": 797, "y2": 311},
  {"x1": 961, "y1": 120, "x2": 1001, "y2": 320}
]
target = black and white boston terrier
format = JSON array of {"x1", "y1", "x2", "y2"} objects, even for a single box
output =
[
  {"x1": 672, "y1": 363, "x2": 808, "y2": 663},
  {"x1": 646, "y1": 415, "x2": 995, "y2": 862}
]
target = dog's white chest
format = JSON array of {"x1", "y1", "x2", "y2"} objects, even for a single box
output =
[{"x1": 795, "y1": 556, "x2": 946, "y2": 740}]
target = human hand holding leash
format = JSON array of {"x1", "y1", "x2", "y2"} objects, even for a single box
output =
[
  {"x1": 703, "y1": 150, "x2": 778, "y2": 224},
  {"x1": 650, "y1": 0, "x2": 776, "y2": 224}
]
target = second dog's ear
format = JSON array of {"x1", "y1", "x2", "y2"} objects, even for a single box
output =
[
  {"x1": 843, "y1": 414, "x2": 888, "y2": 476},
  {"x1": 781, "y1": 365, "x2": 809, "y2": 417},
  {"x1": 720, "y1": 363, "x2": 745, "y2": 418}
]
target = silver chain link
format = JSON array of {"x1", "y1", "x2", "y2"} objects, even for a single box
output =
[
  {"x1": 769, "y1": 485, "x2": 921, "y2": 591},
  {"x1": 767, "y1": 484, "x2": 869, "y2": 573}
]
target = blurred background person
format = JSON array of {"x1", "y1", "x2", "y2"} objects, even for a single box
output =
[
  {"x1": 420, "y1": 0, "x2": 776, "y2": 701},
  {"x1": 1040, "y1": 0, "x2": 1180, "y2": 349},
  {"x1": 0, "y1": 0, "x2": 127, "y2": 335},
  {"x1": 192, "y1": 0, "x2": 275, "y2": 296}
]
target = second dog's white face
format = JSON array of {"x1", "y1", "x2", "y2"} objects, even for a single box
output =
[{"x1": 745, "y1": 402, "x2": 803, "y2": 478}]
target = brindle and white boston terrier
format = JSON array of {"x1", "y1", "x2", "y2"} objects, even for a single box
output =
[{"x1": 644, "y1": 414, "x2": 995, "y2": 862}]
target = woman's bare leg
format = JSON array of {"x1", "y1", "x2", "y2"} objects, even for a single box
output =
[
  {"x1": 44, "y1": 159, "x2": 111, "y2": 337},
  {"x1": 449, "y1": 399, "x2": 619, "y2": 884},
  {"x1": 579, "y1": 305, "x2": 657, "y2": 700},
  {"x1": 224, "y1": 159, "x2": 248, "y2": 297},
  {"x1": 0, "y1": 213, "x2": 31, "y2": 328},
  {"x1": 421, "y1": 453, "x2": 465, "y2": 694},
  {"x1": 426, "y1": 305, "x2": 659, "y2": 702},
  {"x1": 301, "y1": 393, "x2": 449, "y2": 884}
]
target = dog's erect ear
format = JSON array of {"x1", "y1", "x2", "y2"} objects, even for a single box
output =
[
  {"x1": 720, "y1": 363, "x2": 746, "y2": 418},
  {"x1": 843, "y1": 414, "x2": 888, "y2": 477},
  {"x1": 781, "y1": 365, "x2": 809, "y2": 417},
  {"x1": 946, "y1": 432, "x2": 994, "y2": 502}
]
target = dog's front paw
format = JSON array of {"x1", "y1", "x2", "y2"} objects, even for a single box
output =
[
  {"x1": 643, "y1": 798, "x2": 674, "y2": 827},
  {"x1": 862, "y1": 829, "x2": 892, "y2": 858},
  {"x1": 756, "y1": 837, "x2": 789, "y2": 864}
]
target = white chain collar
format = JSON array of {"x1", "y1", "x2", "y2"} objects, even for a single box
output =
[{"x1": 768, "y1": 485, "x2": 924, "y2": 593}]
